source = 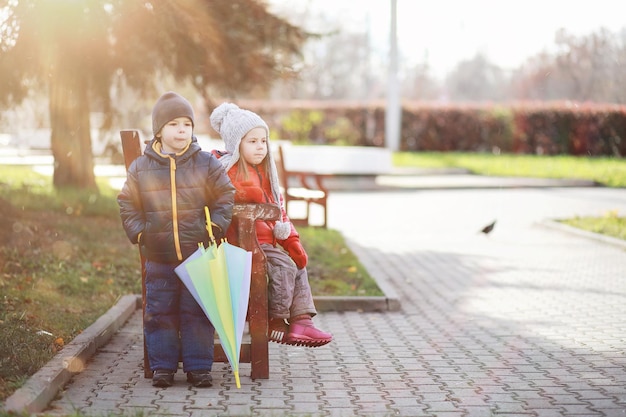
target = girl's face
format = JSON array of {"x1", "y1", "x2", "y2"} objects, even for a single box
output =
[
  {"x1": 158, "y1": 117, "x2": 192, "y2": 154},
  {"x1": 240, "y1": 127, "x2": 268, "y2": 166}
]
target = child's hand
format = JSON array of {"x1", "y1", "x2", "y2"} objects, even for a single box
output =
[
  {"x1": 283, "y1": 236, "x2": 308, "y2": 269},
  {"x1": 235, "y1": 181, "x2": 264, "y2": 203}
]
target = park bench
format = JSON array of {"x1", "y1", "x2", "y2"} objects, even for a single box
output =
[
  {"x1": 276, "y1": 143, "x2": 393, "y2": 227},
  {"x1": 276, "y1": 144, "x2": 329, "y2": 228},
  {"x1": 120, "y1": 130, "x2": 279, "y2": 381}
]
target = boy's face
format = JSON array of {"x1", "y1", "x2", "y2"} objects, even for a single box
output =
[
  {"x1": 157, "y1": 117, "x2": 192, "y2": 154},
  {"x1": 240, "y1": 127, "x2": 268, "y2": 166}
]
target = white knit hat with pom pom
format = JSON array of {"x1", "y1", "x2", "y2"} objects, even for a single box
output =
[{"x1": 210, "y1": 102, "x2": 291, "y2": 240}]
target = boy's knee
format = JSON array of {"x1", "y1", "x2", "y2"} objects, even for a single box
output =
[{"x1": 144, "y1": 312, "x2": 177, "y2": 331}]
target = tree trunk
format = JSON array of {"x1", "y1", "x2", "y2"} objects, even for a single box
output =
[{"x1": 49, "y1": 65, "x2": 97, "y2": 191}]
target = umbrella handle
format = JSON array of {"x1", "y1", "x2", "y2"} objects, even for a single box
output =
[{"x1": 205, "y1": 206, "x2": 214, "y2": 242}]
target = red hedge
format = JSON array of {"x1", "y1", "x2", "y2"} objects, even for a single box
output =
[{"x1": 234, "y1": 100, "x2": 626, "y2": 156}]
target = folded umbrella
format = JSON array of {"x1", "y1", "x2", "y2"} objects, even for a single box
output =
[{"x1": 175, "y1": 207, "x2": 252, "y2": 388}]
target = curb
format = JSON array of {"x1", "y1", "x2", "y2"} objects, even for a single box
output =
[
  {"x1": 538, "y1": 219, "x2": 626, "y2": 250},
  {"x1": 2, "y1": 294, "x2": 140, "y2": 414},
  {"x1": 319, "y1": 175, "x2": 598, "y2": 192},
  {"x1": 314, "y1": 295, "x2": 401, "y2": 312},
  {"x1": 374, "y1": 175, "x2": 599, "y2": 190}
]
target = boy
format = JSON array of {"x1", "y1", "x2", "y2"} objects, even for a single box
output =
[{"x1": 118, "y1": 92, "x2": 235, "y2": 387}]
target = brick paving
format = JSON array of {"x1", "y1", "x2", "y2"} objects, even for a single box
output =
[{"x1": 36, "y1": 186, "x2": 626, "y2": 416}]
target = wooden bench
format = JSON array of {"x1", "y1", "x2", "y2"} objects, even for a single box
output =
[
  {"x1": 276, "y1": 144, "x2": 394, "y2": 226},
  {"x1": 276, "y1": 145, "x2": 329, "y2": 228},
  {"x1": 120, "y1": 130, "x2": 279, "y2": 381}
]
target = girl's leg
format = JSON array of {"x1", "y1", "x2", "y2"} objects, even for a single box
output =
[
  {"x1": 262, "y1": 244, "x2": 316, "y2": 317},
  {"x1": 261, "y1": 244, "x2": 331, "y2": 347},
  {"x1": 289, "y1": 267, "x2": 317, "y2": 318},
  {"x1": 144, "y1": 261, "x2": 181, "y2": 372},
  {"x1": 286, "y1": 270, "x2": 332, "y2": 347},
  {"x1": 262, "y1": 244, "x2": 298, "y2": 343},
  {"x1": 262, "y1": 244, "x2": 300, "y2": 319}
]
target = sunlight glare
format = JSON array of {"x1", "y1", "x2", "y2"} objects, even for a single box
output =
[{"x1": 0, "y1": 0, "x2": 19, "y2": 51}]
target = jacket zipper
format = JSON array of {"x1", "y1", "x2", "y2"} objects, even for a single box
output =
[{"x1": 170, "y1": 157, "x2": 183, "y2": 260}]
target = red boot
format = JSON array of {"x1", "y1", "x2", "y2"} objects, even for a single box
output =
[
  {"x1": 286, "y1": 315, "x2": 333, "y2": 347},
  {"x1": 268, "y1": 317, "x2": 289, "y2": 344}
]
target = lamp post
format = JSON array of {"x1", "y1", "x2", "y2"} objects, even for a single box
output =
[{"x1": 385, "y1": 0, "x2": 401, "y2": 151}]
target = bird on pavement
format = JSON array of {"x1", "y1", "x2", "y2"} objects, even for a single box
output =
[{"x1": 480, "y1": 220, "x2": 496, "y2": 235}]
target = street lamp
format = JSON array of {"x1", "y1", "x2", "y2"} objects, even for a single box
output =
[{"x1": 385, "y1": 0, "x2": 401, "y2": 151}]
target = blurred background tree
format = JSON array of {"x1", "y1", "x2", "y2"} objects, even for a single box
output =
[
  {"x1": 272, "y1": 23, "x2": 626, "y2": 104},
  {"x1": 0, "y1": 0, "x2": 307, "y2": 190}
]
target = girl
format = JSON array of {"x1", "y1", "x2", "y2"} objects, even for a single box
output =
[{"x1": 210, "y1": 102, "x2": 332, "y2": 348}]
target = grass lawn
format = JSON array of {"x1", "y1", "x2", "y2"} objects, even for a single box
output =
[
  {"x1": 558, "y1": 210, "x2": 626, "y2": 241},
  {"x1": 394, "y1": 152, "x2": 626, "y2": 188}
]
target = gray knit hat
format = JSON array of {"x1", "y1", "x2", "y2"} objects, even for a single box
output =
[
  {"x1": 152, "y1": 91, "x2": 195, "y2": 137},
  {"x1": 210, "y1": 102, "x2": 291, "y2": 240}
]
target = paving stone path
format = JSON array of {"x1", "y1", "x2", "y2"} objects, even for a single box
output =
[{"x1": 41, "y1": 186, "x2": 626, "y2": 416}]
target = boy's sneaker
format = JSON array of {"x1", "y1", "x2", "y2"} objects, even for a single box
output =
[
  {"x1": 152, "y1": 370, "x2": 174, "y2": 387},
  {"x1": 187, "y1": 371, "x2": 213, "y2": 387},
  {"x1": 268, "y1": 318, "x2": 289, "y2": 344},
  {"x1": 286, "y1": 317, "x2": 333, "y2": 348}
]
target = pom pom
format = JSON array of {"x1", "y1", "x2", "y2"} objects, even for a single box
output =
[
  {"x1": 273, "y1": 221, "x2": 291, "y2": 240},
  {"x1": 210, "y1": 102, "x2": 239, "y2": 134}
]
